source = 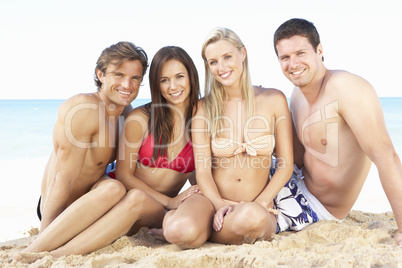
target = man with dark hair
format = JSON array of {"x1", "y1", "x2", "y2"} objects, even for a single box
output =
[
  {"x1": 273, "y1": 18, "x2": 402, "y2": 244},
  {"x1": 37, "y1": 42, "x2": 148, "y2": 232}
]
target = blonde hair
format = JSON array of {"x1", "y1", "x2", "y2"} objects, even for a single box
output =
[{"x1": 201, "y1": 27, "x2": 254, "y2": 136}]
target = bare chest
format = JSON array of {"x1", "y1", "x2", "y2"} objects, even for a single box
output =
[
  {"x1": 85, "y1": 119, "x2": 119, "y2": 169},
  {"x1": 294, "y1": 101, "x2": 345, "y2": 166}
]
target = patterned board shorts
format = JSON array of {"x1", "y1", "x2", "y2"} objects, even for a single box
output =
[{"x1": 272, "y1": 164, "x2": 339, "y2": 233}]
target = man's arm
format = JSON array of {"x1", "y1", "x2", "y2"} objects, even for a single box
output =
[
  {"x1": 115, "y1": 108, "x2": 177, "y2": 208},
  {"x1": 40, "y1": 97, "x2": 96, "y2": 231},
  {"x1": 339, "y1": 72, "x2": 402, "y2": 243}
]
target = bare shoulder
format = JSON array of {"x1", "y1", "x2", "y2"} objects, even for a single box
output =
[
  {"x1": 58, "y1": 93, "x2": 100, "y2": 116},
  {"x1": 122, "y1": 104, "x2": 150, "y2": 141},
  {"x1": 326, "y1": 70, "x2": 376, "y2": 97},
  {"x1": 254, "y1": 86, "x2": 288, "y2": 106},
  {"x1": 63, "y1": 93, "x2": 100, "y2": 105},
  {"x1": 54, "y1": 94, "x2": 101, "y2": 142},
  {"x1": 126, "y1": 103, "x2": 150, "y2": 121},
  {"x1": 327, "y1": 69, "x2": 364, "y2": 80},
  {"x1": 326, "y1": 70, "x2": 381, "y2": 117},
  {"x1": 125, "y1": 104, "x2": 151, "y2": 131}
]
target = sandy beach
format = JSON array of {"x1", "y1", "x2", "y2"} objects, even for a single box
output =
[
  {"x1": 1, "y1": 158, "x2": 401, "y2": 267},
  {"x1": 0, "y1": 210, "x2": 401, "y2": 267}
]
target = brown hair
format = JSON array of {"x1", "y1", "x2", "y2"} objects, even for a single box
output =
[
  {"x1": 94, "y1": 41, "x2": 148, "y2": 90},
  {"x1": 144, "y1": 46, "x2": 200, "y2": 159},
  {"x1": 274, "y1": 18, "x2": 323, "y2": 61}
]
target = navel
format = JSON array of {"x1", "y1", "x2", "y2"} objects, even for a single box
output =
[
  {"x1": 97, "y1": 161, "x2": 103, "y2": 166},
  {"x1": 321, "y1": 139, "x2": 328, "y2": 146},
  {"x1": 236, "y1": 178, "x2": 242, "y2": 183}
]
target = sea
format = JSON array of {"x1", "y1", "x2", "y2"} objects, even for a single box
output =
[
  {"x1": 0, "y1": 98, "x2": 401, "y2": 241},
  {"x1": 2, "y1": 98, "x2": 400, "y2": 161},
  {"x1": 0, "y1": 99, "x2": 151, "y2": 161}
]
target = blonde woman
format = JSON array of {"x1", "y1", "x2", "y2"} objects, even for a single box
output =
[{"x1": 164, "y1": 27, "x2": 293, "y2": 247}]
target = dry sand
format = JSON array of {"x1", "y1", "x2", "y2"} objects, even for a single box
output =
[{"x1": 1, "y1": 210, "x2": 401, "y2": 267}]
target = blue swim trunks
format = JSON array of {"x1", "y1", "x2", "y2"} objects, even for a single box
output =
[
  {"x1": 105, "y1": 161, "x2": 116, "y2": 175},
  {"x1": 273, "y1": 164, "x2": 339, "y2": 233}
]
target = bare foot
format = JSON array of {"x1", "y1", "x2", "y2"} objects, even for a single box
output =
[
  {"x1": 148, "y1": 228, "x2": 168, "y2": 242},
  {"x1": 12, "y1": 251, "x2": 47, "y2": 264}
]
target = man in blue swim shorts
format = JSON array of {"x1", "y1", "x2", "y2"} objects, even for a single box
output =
[
  {"x1": 273, "y1": 18, "x2": 402, "y2": 244},
  {"x1": 273, "y1": 164, "x2": 338, "y2": 233}
]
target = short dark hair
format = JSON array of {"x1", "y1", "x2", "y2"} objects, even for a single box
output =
[
  {"x1": 94, "y1": 42, "x2": 148, "y2": 90},
  {"x1": 274, "y1": 18, "x2": 321, "y2": 57}
]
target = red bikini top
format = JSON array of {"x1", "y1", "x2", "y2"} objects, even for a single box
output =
[{"x1": 137, "y1": 134, "x2": 195, "y2": 173}]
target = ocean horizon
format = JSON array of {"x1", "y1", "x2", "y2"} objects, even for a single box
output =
[{"x1": 1, "y1": 97, "x2": 401, "y2": 160}]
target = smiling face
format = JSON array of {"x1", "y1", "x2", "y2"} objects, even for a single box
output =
[
  {"x1": 276, "y1": 35, "x2": 323, "y2": 89},
  {"x1": 204, "y1": 39, "x2": 246, "y2": 90},
  {"x1": 97, "y1": 59, "x2": 143, "y2": 107},
  {"x1": 159, "y1": 59, "x2": 191, "y2": 108}
]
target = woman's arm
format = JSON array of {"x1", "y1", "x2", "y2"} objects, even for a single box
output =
[
  {"x1": 191, "y1": 101, "x2": 227, "y2": 211},
  {"x1": 254, "y1": 90, "x2": 293, "y2": 207},
  {"x1": 115, "y1": 108, "x2": 188, "y2": 210}
]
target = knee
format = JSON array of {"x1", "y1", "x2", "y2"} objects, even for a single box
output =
[
  {"x1": 125, "y1": 189, "x2": 148, "y2": 203},
  {"x1": 99, "y1": 179, "x2": 126, "y2": 202},
  {"x1": 231, "y1": 203, "x2": 270, "y2": 237},
  {"x1": 163, "y1": 215, "x2": 204, "y2": 249},
  {"x1": 122, "y1": 189, "x2": 150, "y2": 212}
]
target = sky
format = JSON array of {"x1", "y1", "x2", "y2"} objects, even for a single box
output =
[{"x1": 0, "y1": 0, "x2": 401, "y2": 100}]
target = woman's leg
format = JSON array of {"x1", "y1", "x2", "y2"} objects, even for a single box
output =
[
  {"x1": 163, "y1": 193, "x2": 214, "y2": 249},
  {"x1": 19, "y1": 177, "x2": 126, "y2": 254},
  {"x1": 210, "y1": 202, "x2": 277, "y2": 245},
  {"x1": 48, "y1": 188, "x2": 166, "y2": 257}
]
